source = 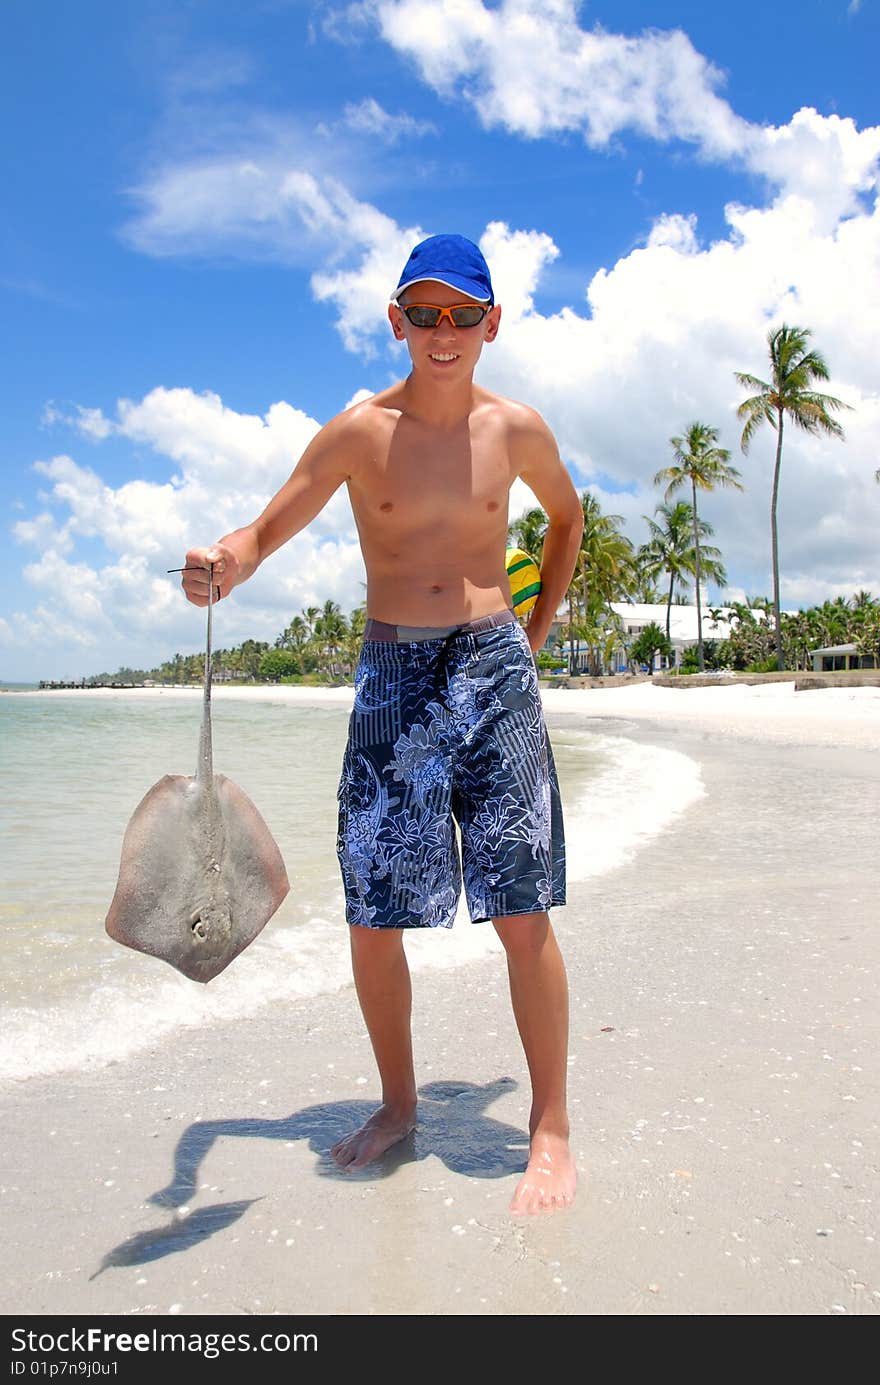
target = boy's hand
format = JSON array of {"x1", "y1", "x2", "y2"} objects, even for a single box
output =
[{"x1": 180, "y1": 544, "x2": 240, "y2": 606}]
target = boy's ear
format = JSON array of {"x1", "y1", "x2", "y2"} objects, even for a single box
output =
[
  {"x1": 484, "y1": 304, "x2": 502, "y2": 343},
  {"x1": 388, "y1": 302, "x2": 406, "y2": 341}
]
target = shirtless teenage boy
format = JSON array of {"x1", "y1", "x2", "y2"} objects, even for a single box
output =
[{"x1": 182, "y1": 234, "x2": 584, "y2": 1214}]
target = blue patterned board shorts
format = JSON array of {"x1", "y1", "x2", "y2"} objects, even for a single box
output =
[{"x1": 336, "y1": 609, "x2": 566, "y2": 928}]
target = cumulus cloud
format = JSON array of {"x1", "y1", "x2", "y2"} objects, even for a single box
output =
[
  {"x1": 349, "y1": 0, "x2": 879, "y2": 219},
  {"x1": 10, "y1": 7, "x2": 880, "y2": 674},
  {"x1": 360, "y1": 0, "x2": 747, "y2": 153},
  {"x1": 13, "y1": 158, "x2": 880, "y2": 677},
  {"x1": 10, "y1": 389, "x2": 367, "y2": 678},
  {"x1": 124, "y1": 139, "x2": 422, "y2": 353},
  {"x1": 470, "y1": 210, "x2": 880, "y2": 607},
  {"x1": 309, "y1": 200, "x2": 422, "y2": 353}
]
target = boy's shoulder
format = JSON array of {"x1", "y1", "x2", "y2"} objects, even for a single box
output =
[
  {"x1": 320, "y1": 383, "x2": 406, "y2": 439},
  {"x1": 471, "y1": 387, "x2": 559, "y2": 451}
]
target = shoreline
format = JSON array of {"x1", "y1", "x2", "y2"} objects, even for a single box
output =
[
  {"x1": 1, "y1": 705, "x2": 878, "y2": 1314},
  {"x1": 9, "y1": 678, "x2": 880, "y2": 748}
]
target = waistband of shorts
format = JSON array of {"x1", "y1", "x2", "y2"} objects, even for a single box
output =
[{"x1": 363, "y1": 608, "x2": 517, "y2": 643}]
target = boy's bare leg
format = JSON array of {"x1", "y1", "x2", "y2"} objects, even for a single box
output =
[
  {"x1": 330, "y1": 926, "x2": 418, "y2": 1170},
  {"x1": 493, "y1": 912, "x2": 577, "y2": 1214}
]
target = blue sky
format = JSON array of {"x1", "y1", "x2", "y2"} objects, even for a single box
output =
[{"x1": 3, "y1": 0, "x2": 878, "y2": 679}]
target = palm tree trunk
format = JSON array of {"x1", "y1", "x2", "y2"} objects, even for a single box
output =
[
  {"x1": 666, "y1": 572, "x2": 674, "y2": 643},
  {"x1": 771, "y1": 408, "x2": 785, "y2": 671},
  {"x1": 692, "y1": 478, "x2": 704, "y2": 672},
  {"x1": 568, "y1": 592, "x2": 575, "y2": 675}
]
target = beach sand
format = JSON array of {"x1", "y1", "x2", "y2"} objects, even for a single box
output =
[{"x1": 1, "y1": 683, "x2": 878, "y2": 1316}]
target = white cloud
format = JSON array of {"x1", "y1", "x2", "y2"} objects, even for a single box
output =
[
  {"x1": 124, "y1": 156, "x2": 365, "y2": 264},
  {"x1": 354, "y1": 0, "x2": 879, "y2": 219},
  {"x1": 10, "y1": 8, "x2": 880, "y2": 675},
  {"x1": 10, "y1": 389, "x2": 367, "y2": 678},
  {"x1": 469, "y1": 209, "x2": 880, "y2": 605},
  {"x1": 344, "y1": 388, "x2": 375, "y2": 409},
  {"x1": 124, "y1": 143, "x2": 422, "y2": 353},
  {"x1": 340, "y1": 97, "x2": 437, "y2": 142},
  {"x1": 13, "y1": 509, "x2": 75, "y2": 556},
  {"x1": 123, "y1": 7, "x2": 879, "y2": 361},
  {"x1": 746, "y1": 108, "x2": 880, "y2": 228},
  {"x1": 13, "y1": 159, "x2": 880, "y2": 678},
  {"x1": 310, "y1": 206, "x2": 424, "y2": 353},
  {"x1": 42, "y1": 402, "x2": 116, "y2": 439},
  {"x1": 361, "y1": 0, "x2": 748, "y2": 151}
]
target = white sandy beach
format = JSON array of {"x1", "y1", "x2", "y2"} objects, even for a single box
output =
[{"x1": 1, "y1": 680, "x2": 878, "y2": 1315}]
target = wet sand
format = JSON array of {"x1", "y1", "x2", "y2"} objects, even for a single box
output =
[{"x1": 1, "y1": 685, "x2": 878, "y2": 1315}]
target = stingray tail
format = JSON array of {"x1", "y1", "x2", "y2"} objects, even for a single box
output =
[{"x1": 196, "y1": 562, "x2": 214, "y2": 785}]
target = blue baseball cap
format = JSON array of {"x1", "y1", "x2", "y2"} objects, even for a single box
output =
[{"x1": 393, "y1": 233, "x2": 494, "y2": 305}]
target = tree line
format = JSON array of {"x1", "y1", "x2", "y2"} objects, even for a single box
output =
[{"x1": 86, "y1": 602, "x2": 368, "y2": 687}]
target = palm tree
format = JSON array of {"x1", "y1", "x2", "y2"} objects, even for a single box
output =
[
  {"x1": 628, "y1": 558, "x2": 662, "y2": 604},
  {"x1": 276, "y1": 614, "x2": 310, "y2": 653},
  {"x1": 508, "y1": 506, "x2": 548, "y2": 562},
  {"x1": 568, "y1": 493, "x2": 636, "y2": 673},
  {"x1": 639, "y1": 500, "x2": 726, "y2": 642},
  {"x1": 654, "y1": 423, "x2": 743, "y2": 672},
  {"x1": 735, "y1": 324, "x2": 850, "y2": 671},
  {"x1": 313, "y1": 599, "x2": 348, "y2": 678}
]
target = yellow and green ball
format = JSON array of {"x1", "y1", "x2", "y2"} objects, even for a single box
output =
[{"x1": 505, "y1": 547, "x2": 542, "y2": 616}]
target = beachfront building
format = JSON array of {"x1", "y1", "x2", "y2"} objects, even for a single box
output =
[
  {"x1": 810, "y1": 642, "x2": 878, "y2": 672},
  {"x1": 544, "y1": 603, "x2": 746, "y2": 674}
]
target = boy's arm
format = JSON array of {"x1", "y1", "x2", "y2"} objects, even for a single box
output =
[
  {"x1": 182, "y1": 411, "x2": 358, "y2": 606},
  {"x1": 511, "y1": 410, "x2": 584, "y2": 654}
]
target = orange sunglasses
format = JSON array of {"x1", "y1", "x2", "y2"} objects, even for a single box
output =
[{"x1": 399, "y1": 302, "x2": 490, "y2": 329}]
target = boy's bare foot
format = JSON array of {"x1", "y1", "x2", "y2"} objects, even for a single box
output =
[
  {"x1": 330, "y1": 1103, "x2": 417, "y2": 1170},
  {"x1": 509, "y1": 1129, "x2": 577, "y2": 1215}
]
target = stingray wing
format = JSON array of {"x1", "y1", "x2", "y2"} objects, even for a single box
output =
[{"x1": 105, "y1": 773, "x2": 289, "y2": 984}]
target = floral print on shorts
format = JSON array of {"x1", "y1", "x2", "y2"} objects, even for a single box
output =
[{"x1": 336, "y1": 618, "x2": 566, "y2": 928}]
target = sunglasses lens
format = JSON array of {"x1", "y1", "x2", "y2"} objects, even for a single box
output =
[
  {"x1": 405, "y1": 305, "x2": 441, "y2": 327},
  {"x1": 401, "y1": 304, "x2": 489, "y2": 328}
]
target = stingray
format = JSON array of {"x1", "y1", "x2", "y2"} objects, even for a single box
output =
[{"x1": 105, "y1": 567, "x2": 290, "y2": 982}]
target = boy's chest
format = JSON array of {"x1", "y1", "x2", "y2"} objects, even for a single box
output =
[{"x1": 355, "y1": 421, "x2": 513, "y2": 522}]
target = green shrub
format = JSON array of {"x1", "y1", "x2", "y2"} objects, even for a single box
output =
[
  {"x1": 744, "y1": 657, "x2": 784, "y2": 673},
  {"x1": 258, "y1": 648, "x2": 302, "y2": 681},
  {"x1": 536, "y1": 652, "x2": 566, "y2": 670}
]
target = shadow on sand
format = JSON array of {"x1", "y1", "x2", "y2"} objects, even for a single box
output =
[{"x1": 92, "y1": 1077, "x2": 526, "y2": 1276}]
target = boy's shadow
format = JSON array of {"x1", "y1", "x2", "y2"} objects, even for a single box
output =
[{"x1": 93, "y1": 1078, "x2": 527, "y2": 1276}]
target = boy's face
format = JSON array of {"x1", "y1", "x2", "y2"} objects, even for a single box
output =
[{"x1": 388, "y1": 278, "x2": 501, "y2": 379}]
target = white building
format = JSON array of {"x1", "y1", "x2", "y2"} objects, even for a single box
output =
[
  {"x1": 810, "y1": 642, "x2": 878, "y2": 672},
  {"x1": 546, "y1": 603, "x2": 762, "y2": 673}
]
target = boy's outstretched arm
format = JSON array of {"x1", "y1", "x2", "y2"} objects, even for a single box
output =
[
  {"x1": 512, "y1": 411, "x2": 584, "y2": 653},
  {"x1": 181, "y1": 412, "x2": 356, "y2": 607}
]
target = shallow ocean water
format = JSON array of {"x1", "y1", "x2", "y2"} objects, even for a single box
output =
[{"x1": 0, "y1": 691, "x2": 702, "y2": 1083}]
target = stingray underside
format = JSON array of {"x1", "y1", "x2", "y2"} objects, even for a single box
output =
[{"x1": 105, "y1": 772, "x2": 290, "y2": 983}]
